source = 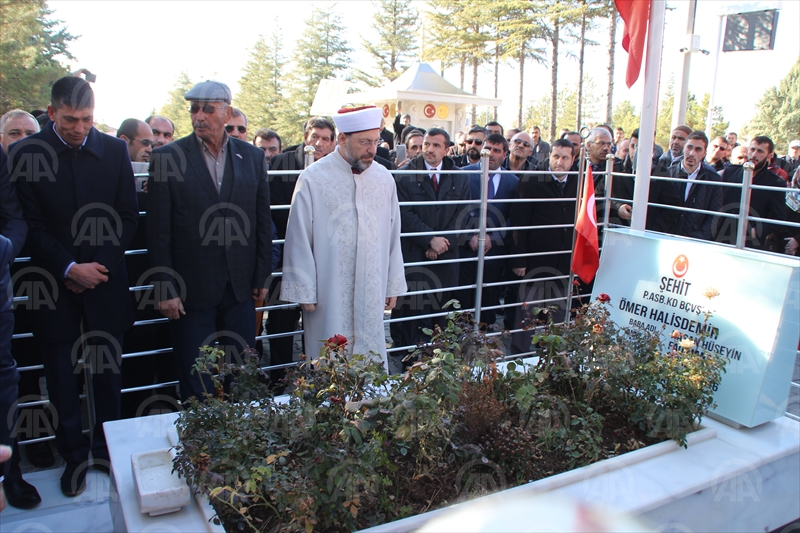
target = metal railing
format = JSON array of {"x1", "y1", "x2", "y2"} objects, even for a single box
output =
[{"x1": 8, "y1": 152, "x2": 800, "y2": 452}]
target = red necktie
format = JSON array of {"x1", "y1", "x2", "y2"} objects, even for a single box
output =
[{"x1": 431, "y1": 173, "x2": 438, "y2": 193}]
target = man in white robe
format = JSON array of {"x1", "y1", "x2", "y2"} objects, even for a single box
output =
[{"x1": 281, "y1": 106, "x2": 407, "y2": 368}]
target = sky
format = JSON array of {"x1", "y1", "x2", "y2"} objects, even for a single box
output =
[{"x1": 47, "y1": 0, "x2": 800, "y2": 134}]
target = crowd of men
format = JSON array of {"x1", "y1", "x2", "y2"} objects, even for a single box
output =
[{"x1": 1, "y1": 75, "x2": 799, "y2": 511}]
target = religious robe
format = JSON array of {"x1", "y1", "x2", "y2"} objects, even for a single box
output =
[{"x1": 281, "y1": 146, "x2": 407, "y2": 368}]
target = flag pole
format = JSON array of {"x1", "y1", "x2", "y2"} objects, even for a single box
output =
[
  {"x1": 630, "y1": 0, "x2": 667, "y2": 231},
  {"x1": 565, "y1": 135, "x2": 588, "y2": 323}
]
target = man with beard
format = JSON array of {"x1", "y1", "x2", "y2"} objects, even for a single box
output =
[
  {"x1": 392, "y1": 128, "x2": 470, "y2": 355},
  {"x1": 453, "y1": 126, "x2": 486, "y2": 167},
  {"x1": 717, "y1": 136, "x2": 786, "y2": 250},
  {"x1": 658, "y1": 125, "x2": 692, "y2": 167},
  {"x1": 664, "y1": 131, "x2": 723, "y2": 241},
  {"x1": 281, "y1": 107, "x2": 406, "y2": 370},
  {"x1": 509, "y1": 139, "x2": 579, "y2": 354}
]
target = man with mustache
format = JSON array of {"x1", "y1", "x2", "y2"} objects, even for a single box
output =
[
  {"x1": 147, "y1": 80, "x2": 271, "y2": 402},
  {"x1": 281, "y1": 106, "x2": 406, "y2": 369},
  {"x1": 453, "y1": 125, "x2": 486, "y2": 167},
  {"x1": 717, "y1": 135, "x2": 786, "y2": 250}
]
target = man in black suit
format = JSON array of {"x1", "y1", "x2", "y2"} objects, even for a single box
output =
[
  {"x1": 663, "y1": 131, "x2": 723, "y2": 242},
  {"x1": 11, "y1": 77, "x2": 139, "y2": 496},
  {"x1": 510, "y1": 139, "x2": 579, "y2": 354},
  {"x1": 147, "y1": 81, "x2": 271, "y2": 402},
  {"x1": 456, "y1": 134, "x2": 519, "y2": 329},
  {"x1": 391, "y1": 128, "x2": 470, "y2": 352},
  {"x1": 717, "y1": 136, "x2": 786, "y2": 250}
]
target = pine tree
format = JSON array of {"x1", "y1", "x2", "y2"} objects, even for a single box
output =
[
  {"x1": 0, "y1": 0, "x2": 76, "y2": 113},
  {"x1": 157, "y1": 72, "x2": 194, "y2": 139},
  {"x1": 362, "y1": 0, "x2": 419, "y2": 82},
  {"x1": 746, "y1": 58, "x2": 800, "y2": 154},
  {"x1": 286, "y1": 5, "x2": 352, "y2": 131},
  {"x1": 612, "y1": 100, "x2": 640, "y2": 136},
  {"x1": 235, "y1": 31, "x2": 286, "y2": 132}
]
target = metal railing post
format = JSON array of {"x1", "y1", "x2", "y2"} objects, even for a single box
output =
[
  {"x1": 304, "y1": 145, "x2": 315, "y2": 169},
  {"x1": 736, "y1": 162, "x2": 754, "y2": 249},
  {"x1": 473, "y1": 149, "x2": 490, "y2": 329},
  {"x1": 603, "y1": 153, "x2": 615, "y2": 229}
]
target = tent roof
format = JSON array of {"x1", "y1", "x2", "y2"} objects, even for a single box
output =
[{"x1": 350, "y1": 63, "x2": 501, "y2": 107}]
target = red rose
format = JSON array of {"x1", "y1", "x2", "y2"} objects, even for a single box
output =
[
  {"x1": 597, "y1": 293, "x2": 611, "y2": 304},
  {"x1": 325, "y1": 334, "x2": 348, "y2": 349}
]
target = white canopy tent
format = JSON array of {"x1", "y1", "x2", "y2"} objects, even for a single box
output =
[{"x1": 311, "y1": 63, "x2": 502, "y2": 137}]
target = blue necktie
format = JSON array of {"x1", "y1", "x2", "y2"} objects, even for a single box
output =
[{"x1": 487, "y1": 177, "x2": 495, "y2": 200}]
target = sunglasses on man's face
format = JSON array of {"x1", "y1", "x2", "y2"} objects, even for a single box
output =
[
  {"x1": 225, "y1": 125, "x2": 247, "y2": 134},
  {"x1": 465, "y1": 139, "x2": 482, "y2": 145},
  {"x1": 189, "y1": 104, "x2": 224, "y2": 114}
]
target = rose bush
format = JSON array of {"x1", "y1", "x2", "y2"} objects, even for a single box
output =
[{"x1": 173, "y1": 298, "x2": 726, "y2": 533}]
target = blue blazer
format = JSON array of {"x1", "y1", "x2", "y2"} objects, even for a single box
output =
[{"x1": 462, "y1": 163, "x2": 519, "y2": 249}]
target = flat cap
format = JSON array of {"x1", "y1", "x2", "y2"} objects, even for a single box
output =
[
  {"x1": 789, "y1": 139, "x2": 800, "y2": 149},
  {"x1": 184, "y1": 80, "x2": 232, "y2": 104}
]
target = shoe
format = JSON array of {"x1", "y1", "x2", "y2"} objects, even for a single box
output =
[
  {"x1": 25, "y1": 440, "x2": 55, "y2": 468},
  {"x1": 60, "y1": 462, "x2": 87, "y2": 497},
  {"x1": 3, "y1": 477, "x2": 42, "y2": 509}
]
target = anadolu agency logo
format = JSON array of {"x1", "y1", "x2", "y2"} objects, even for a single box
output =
[{"x1": 672, "y1": 254, "x2": 689, "y2": 278}]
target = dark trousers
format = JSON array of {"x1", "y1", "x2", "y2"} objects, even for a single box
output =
[
  {"x1": 265, "y1": 277, "x2": 301, "y2": 387},
  {"x1": 390, "y1": 263, "x2": 456, "y2": 350},
  {"x1": 456, "y1": 246, "x2": 506, "y2": 327},
  {"x1": 39, "y1": 332, "x2": 124, "y2": 465},
  {"x1": 0, "y1": 303, "x2": 19, "y2": 479},
  {"x1": 170, "y1": 282, "x2": 255, "y2": 402}
]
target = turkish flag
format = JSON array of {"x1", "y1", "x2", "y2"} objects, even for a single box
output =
[
  {"x1": 616, "y1": 0, "x2": 651, "y2": 88},
  {"x1": 572, "y1": 166, "x2": 599, "y2": 284}
]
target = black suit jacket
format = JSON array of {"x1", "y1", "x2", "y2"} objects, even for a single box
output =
[
  {"x1": 1, "y1": 145, "x2": 28, "y2": 315},
  {"x1": 147, "y1": 134, "x2": 271, "y2": 310},
  {"x1": 11, "y1": 124, "x2": 138, "y2": 342},
  {"x1": 664, "y1": 162, "x2": 723, "y2": 241},
  {"x1": 395, "y1": 155, "x2": 470, "y2": 267},
  {"x1": 717, "y1": 165, "x2": 786, "y2": 248},
  {"x1": 511, "y1": 170, "x2": 579, "y2": 278}
]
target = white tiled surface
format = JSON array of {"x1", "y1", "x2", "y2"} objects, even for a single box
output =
[{"x1": 0, "y1": 467, "x2": 113, "y2": 533}]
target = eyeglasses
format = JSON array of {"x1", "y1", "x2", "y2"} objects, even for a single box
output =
[
  {"x1": 465, "y1": 139, "x2": 483, "y2": 145},
  {"x1": 355, "y1": 139, "x2": 382, "y2": 147},
  {"x1": 132, "y1": 138, "x2": 156, "y2": 147},
  {"x1": 225, "y1": 125, "x2": 247, "y2": 134},
  {"x1": 189, "y1": 104, "x2": 225, "y2": 114},
  {"x1": 512, "y1": 139, "x2": 532, "y2": 147}
]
